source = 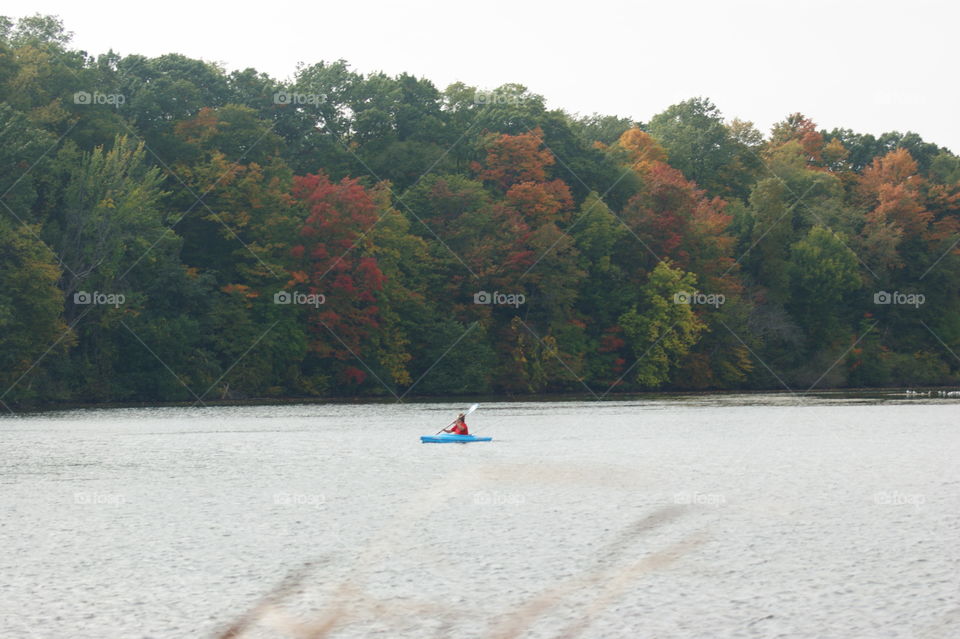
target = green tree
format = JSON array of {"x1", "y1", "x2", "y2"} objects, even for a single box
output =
[
  {"x1": 571, "y1": 113, "x2": 638, "y2": 146},
  {"x1": 0, "y1": 216, "x2": 71, "y2": 404},
  {"x1": 787, "y1": 225, "x2": 861, "y2": 346},
  {"x1": 46, "y1": 135, "x2": 168, "y2": 307},
  {"x1": 619, "y1": 261, "x2": 705, "y2": 388},
  {"x1": 648, "y1": 97, "x2": 737, "y2": 197},
  {"x1": 0, "y1": 103, "x2": 53, "y2": 220}
]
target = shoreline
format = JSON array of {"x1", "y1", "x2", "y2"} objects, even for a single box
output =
[{"x1": 1, "y1": 385, "x2": 946, "y2": 416}]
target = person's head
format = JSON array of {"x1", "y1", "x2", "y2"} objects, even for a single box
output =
[{"x1": 458, "y1": 413, "x2": 465, "y2": 421}]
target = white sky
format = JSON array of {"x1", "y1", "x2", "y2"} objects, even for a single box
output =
[{"x1": 7, "y1": 0, "x2": 959, "y2": 152}]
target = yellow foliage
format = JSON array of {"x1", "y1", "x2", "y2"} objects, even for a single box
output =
[{"x1": 615, "y1": 128, "x2": 668, "y2": 173}]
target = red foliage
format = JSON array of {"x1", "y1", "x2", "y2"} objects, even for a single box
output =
[
  {"x1": 623, "y1": 161, "x2": 737, "y2": 291},
  {"x1": 342, "y1": 366, "x2": 367, "y2": 385},
  {"x1": 290, "y1": 172, "x2": 386, "y2": 369},
  {"x1": 599, "y1": 327, "x2": 626, "y2": 353}
]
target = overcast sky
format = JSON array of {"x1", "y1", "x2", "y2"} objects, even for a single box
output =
[{"x1": 7, "y1": 0, "x2": 958, "y2": 152}]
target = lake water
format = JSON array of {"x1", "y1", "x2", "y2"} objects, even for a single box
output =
[{"x1": 0, "y1": 395, "x2": 958, "y2": 638}]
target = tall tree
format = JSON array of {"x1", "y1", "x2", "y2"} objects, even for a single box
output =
[
  {"x1": 648, "y1": 97, "x2": 737, "y2": 197},
  {"x1": 289, "y1": 172, "x2": 388, "y2": 389},
  {"x1": 619, "y1": 261, "x2": 706, "y2": 388},
  {"x1": 0, "y1": 215, "x2": 71, "y2": 403}
]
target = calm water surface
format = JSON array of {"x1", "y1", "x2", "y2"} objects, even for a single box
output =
[{"x1": 1, "y1": 395, "x2": 958, "y2": 638}]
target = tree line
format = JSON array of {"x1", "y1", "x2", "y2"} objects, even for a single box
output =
[{"x1": 2, "y1": 14, "x2": 959, "y2": 408}]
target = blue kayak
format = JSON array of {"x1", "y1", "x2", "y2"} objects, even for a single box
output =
[{"x1": 420, "y1": 433, "x2": 492, "y2": 444}]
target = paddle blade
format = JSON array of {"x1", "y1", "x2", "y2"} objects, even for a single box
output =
[{"x1": 465, "y1": 403, "x2": 479, "y2": 415}]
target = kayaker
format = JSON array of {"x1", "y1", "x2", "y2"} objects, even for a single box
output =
[{"x1": 444, "y1": 413, "x2": 469, "y2": 435}]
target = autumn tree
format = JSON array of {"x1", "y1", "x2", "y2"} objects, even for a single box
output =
[
  {"x1": 289, "y1": 172, "x2": 388, "y2": 389},
  {"x1": 474, "y1": 126, "x2": 555, "y2": 190},
  {"x1": 612, "y1": 128, "x2": 667, "y2": 172},
  {"x1": 769, "y1": 113, "x2": 825, "y2": 165}
]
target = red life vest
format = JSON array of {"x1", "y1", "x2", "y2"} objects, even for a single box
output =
[{"x1": 451, "y1": 420, "x2": 469, "y2": 435}]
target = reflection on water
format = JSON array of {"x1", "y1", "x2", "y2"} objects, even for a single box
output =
[{"x1": 0, "y1": 396, "x2": 958, "y2": 638}]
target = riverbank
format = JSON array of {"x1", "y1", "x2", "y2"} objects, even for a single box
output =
[{"x1": 2, "y1": 385, "x2": 954, "y2": 416}]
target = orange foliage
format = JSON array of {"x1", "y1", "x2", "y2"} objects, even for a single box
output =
[
  {"x1": 858, "y1": 149, "x2": 931, "y2": 237},
  {"x1": 221, "y1": 283, "x2": 259, "y2": 299},
  {"x1": 502, "y1": 179, "x2": 573, "y2": 226},
  {"x1": 474, "y1": 127, "x2": 554, "y2": 189},
  {"x1": 616, "y1": 128, "x2": 667, "y2": 172},
  {"x1": 925, "y1": 182, "x2": 960, "y2": 251},
  {"x1": 858, "y1": 148, "x2": 922, "y2": 200}
]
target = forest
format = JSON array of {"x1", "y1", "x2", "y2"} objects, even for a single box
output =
[{"x1": 2, "y1": 14, "x2": 959, "y2": 408}]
